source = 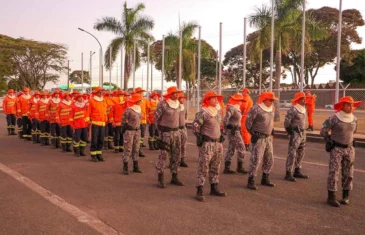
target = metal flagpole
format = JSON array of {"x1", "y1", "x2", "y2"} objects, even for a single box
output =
[
  {"x1": 81, "y1": 53, "x2": 84, "y2": 93},
  {"x1": 147, "y1": 44, "x2": 150, "y2": 96},
  {"x1": 133, "y1": 42, "x2": 136, "y2": 90},
  {"x1": 218, "y1": 22, "x2": 222, "y2": 94},
  {"x1": 121, "y1": 47, "x2": 124, "y2": 90},
  {"x1": 300, "y1": 0, "x2": 306, "y2": 92},
  {"x1": 259, "y1": 50, "x2": 263, "y2": 94},
  {"x1": 197, "y1": 26, "x2": 201, "y2": 112},
  {"x1": 335, "y1": 0, "x2": 343, "y2": 103},
  {"x1": 161, "y1": 35, "x2": 165, "y2": 95},
  {"x1": 99, "y1": 47, "x2": 103, "y2": 87},
  {"x1": 178, "y1": 30, "x2": 183, "y2": 89},
  {"x1": 109, "y1": 47, "x2": 112, "y2": 91},
  {"x1": 269, "y1": 0, "x2": 275, "y2": 91},
  {"x1": 243, "y1": 18, "x2": 247, "y2": 88}
]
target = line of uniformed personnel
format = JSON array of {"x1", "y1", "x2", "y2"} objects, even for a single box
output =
[{"x1": 3, "y1": 87, "x2": 360, "y2": 207}]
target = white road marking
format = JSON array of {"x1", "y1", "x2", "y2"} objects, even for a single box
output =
[
  {"x1": 0, "y1": 162, "x2": 121, "y2": 235},
  {"x1": 187, "y1": 142, "x2": 365, "y2": 173}
]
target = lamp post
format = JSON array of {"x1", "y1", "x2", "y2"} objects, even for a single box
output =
[
  {"x1": 78, "y1": 28, "x2": 103, "y2": 87},
  {"x1": 89, "y1": 51, "x2": 95, "y2": 93}
]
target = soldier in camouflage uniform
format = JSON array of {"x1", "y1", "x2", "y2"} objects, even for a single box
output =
[
  {"x1": 193, "y1": 91, "x2": 227, "y2": 202},
  {"x1": 284, "y1": 92, "x2": 309, "y2": 182},
  {"x1": 223, "y1": 93, "x2": 248, "y2": 174},
  {"x1": 154, "y1": 86, "x2": 184, "y2": 188},
  {"x1": 246, "y1": 92, "x2": 277, "y2": 190},
  {"x1": 320, "y1": 96, "x2": 360, "y2": 207},
  {"x1": 178, "y1": 93, "x2": 189, "y2": 167},
  {"x1": 121, "y1": 94, "x2": 143, "y2": 175}
]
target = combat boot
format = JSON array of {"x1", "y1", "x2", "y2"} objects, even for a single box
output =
[
  {"x1": 293, "y1": 168, "x2": 309, "y2": 179},
  {"x1": 171, "y1": 173, "x2": 184, "y2": 186},
  {"x1": 91, "y1": 155, "x2": 98, "y2": 162},
  {"x1": 210, "y1": 183, "x2": 227, "y2": 197},
  {"x1": 247, "y1": 176, "x2": 258, "y2": 190},
  {"x1": 157, "y1": 173, "x2": 165, "y2": 188},
  {"x1": 306, "y1": 126, "x2": 313, "y2": 131},
  {"x1": 74, "y1": 146, "x2": 80, "y2": 157},
  {"x1": 261, "y1": 173, "x2": 275, "y2": 187},
  {"x1": 133, "y1": 161, "x2": 143, "y2": 173},
  {"x1": 123, "y1": 162, "x2": 129, "y2": 175},
  {"x1": 237, "y1": 162, "x2": 248, "y2": 174},
  {"x1": 223, "y1": 161, "x2": 236, "y2": 174},
  {"x1": 80, "y1": 146, "x2": 86, "y2": 156},
  {"x1": 284, "y1": 171, "x2": 296, "y2": 182},
  {"x1": 114, "y1": 148, "x2": 119, "y2": 153},
  {"x1": 108, "y1": 141, "x2": 114, "y2": 150},
  {"x1": 32, "y1": 134, "x2": 37, "y2": 144},
  {"x1": 180, "y1": 158, "x2": 188, "y2": 168},
  {"x1": 66, "y1": 143, "x2": 72, "y2": 152},
  {"x1": 327, "y1": 190, "x2": 340, "y2": 207},
  {"x1": 148, "y1": 139, "x2": 155, "y2": 150},
  {"x1": 96, "y1": 154, "x2": 104, "y2": 162},
  {"x1": 196, "y1": 186, "x2": 205, "y2": 202},
  {"x1": 340, "y1": 190, "x2": 350, "y2": 205},
  {"x1": 139, "y1": 150, "x2": 146, "y2": 157}
]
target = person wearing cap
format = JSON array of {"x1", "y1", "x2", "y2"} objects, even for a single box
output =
[
  {"x1": 17, "y1": 88, "x2": 32, "y2": 140},
  {"x1": 47, "y1": 90, "x2": 62, "y2": 148},
  {"x1": 193, "y1": 91, "x2": 227, "y2": 202},
  {"x1": 103, "y1": 92, "x2": 115, "y2": 150},
  {"x1": 284, "y1": 92, "x2": 309, "y2": 182},
  {"x1": 154, "y1": 86, "x2": 184, "y2": 188},
  {"x1": 320, "y1": 96, "x2": 361, "y2": 207},
  {"x1": 121, "y1": 93, "x2": 144, "y2": 175},
  {"x1": 56, "y1": 92, "x2": 73, "y2": 153},
  {"x1": 71, "y1": 93, "x2": 89, "y2": 157},
  {"x1": 112, "y1": 91, "x2": 127, "y2": 153},
  {"x1": 223, "y1": 93, "x2": 248, "y2": 175},
  {"x1": 3, "y1": 89, "x2": 17, "y2": 135},
  {"x1": 246, "y1": 91, "x2": 277, "y2": 190},
  {"x1": 36, "y1": 92, "x2": 51, "y2": 146},
  {"x1": 29, "y1": 91, "x2": 41, "y2": 144},
  {"x1": 15, "y1": 91, "x2": 24, "y2": 139},
  {"x1": 178, "y1": 93, "x2": 189, "y2": 168},
  {"x1": 305, "y1": 91, "x2": 316, "y2": 131},
  {"x1": 240, "y1": 88, "x2": 254, "y2": 150},
  {"x1": 147, "y1": 91, "x2": 161, "y2": 150},
  {"x1": 134, "y1": 87, "x2": 149, "y2": 149}
]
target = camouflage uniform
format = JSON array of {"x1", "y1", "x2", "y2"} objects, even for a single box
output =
[
  {"x1": 193, "y1": 108, "x2": 223, "y2": 187},
  {"x1": 321, "y1": 114, "x2": 357, "y2": 192},
  {"x1": 284, "y1": 106, "x2": 306, "y2": 172},
  {"x1": 223, "y1": 105, "x2": 246, "y2": 163},
  {"x1": 154, "y1": 100, "x2": 181, "y2": 174},
  {"x1": 122, "y1": 108, "x2": 142, "y2": 163},
  {"x1": 246, "y1": 104, "x2": 274, "y2": 177}
]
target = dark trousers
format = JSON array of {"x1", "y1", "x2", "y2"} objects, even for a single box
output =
[
  {"x1": 22, "y1": 116, "x2": 32, "y2": 138},
  {"x1": 39, "y1": 120, "x2": 50, "y2": 139},
  {"x1": 17, "y1": 118, "x2": 22, "y2": 131},
  {"x1": 51, "y1": 123, "x2": 61, "y2": 139},
  {"x1": 148, "y1": 124, "x2": 159, "y2": 138},
  {"x1": 90, "y1": 124, "x2": 105, "y2": 156},
  {"x1": 113, "y1": 126, "x2": 124, "y2": 149},
  {"x1": 107, "y1": 123, "x2": 114, "y2": 142},
  {"x1": 140, "y1": 124, "x2": 147, "y2": 138},
  {"x1": 60, "y1": 125, "x2": 73, "y2": 145},
  {"x1": 31, "y1": 119, "x2": 40, "y2": 136},
  {"x1": 6, "y1": 114, "x2": 16, "y2": 129},
  {"x1": 73, "y1": 128, "x2": 88, "y2": 148}
]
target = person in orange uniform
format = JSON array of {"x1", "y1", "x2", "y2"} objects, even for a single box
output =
[
  {"x1": 134, "y1": 87, "x2": 148, "y2": 149},
  {"x1": 29, "y1": 91, "x2": 41, "y2": 143},
  {"x1": 112, "y1": 91, "x2": 127, "y2": 153},
  {"x1": 71, "y1": 93, "x2": 90, "y2": 157},
  {"x1": 240, "y1": 88, "x2": 254, "y2": 150},
  {"x1": 36, "y1": 92, "x2": 50, "y2": 146},
  {"x1": 103, "y1": 92, "x2": 114, "y2": 150},
  {"x1": 15, "y1": 91, "x2": 24, "y2": 138},
  {"x1": 3, "y1": 89, "x2": 17, "y2": 135},
  {"x1": 48, "y1": 90, "x2": 62, "y2": 149},
  {"x1": 305, "y1": 91, "x2": 316, "y2": 131},
  {"x1": 57, "y1": 92, "x2": 73, "y2": 152},
  {"x1": 17, "y1": 88, "x2": 32, "y2": 140},
  {"x1": 147, "y1": 91, "x2": 161, "y2": 150}
]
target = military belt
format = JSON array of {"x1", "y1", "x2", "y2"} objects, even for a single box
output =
[
  {"x1": 333, "y1": 140, "x2": 352, "y2": 148},
  {"x1": 178, "y1": 126, "x2": 185, "y2": 129},
  {"x1": 126, "y1": 125, "x2": 140, "y2": 131},
  {"x1": 159, "y1": 125, "x2": 179, "y2": 132},
  {"x1": 202, "y1": 135, "x2": 220, "y2": 143}
]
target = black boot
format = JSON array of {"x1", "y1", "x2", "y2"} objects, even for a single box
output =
[
  {"x1": 32, "y1": 134, "x2": 37, "y2": 144},
  {"x1": 180, "y1": 158, "x2": 188, "y2": 168},
  {"x1": 237, "y1": 162, "x2": 248, "y2": 174},
  {"x1": 261, "y1": 173, "x2": 275, "y2": 187},
  {"x1": 66, "y1": 143, "x2": 72, "y2": 152},
  {"x1": 51, "y1": 139, "x2": 56, "y2": 149},
  {"x1": 148, "y1": 139, "x2": 155, "y2": 150},
  {"x1": 108, "y1": 141, "x2": 114, "y2": 150},
  {"x1": 157, "y1": 173, "x2": 165, "y2": 188},
  {"x1": 210, "y1": 183, "x2": 227, "y2": 197},
  {"x1": 306, "y1": 126, "x2": 313, "y2": 131},
  {"x1": 340, "y1": 190, "x2": 350, "y2": 205},
  {"x1": 96, "y1": 154, "x2": 104, "y2": 162},
  {"x1": 44, "y1": 138, "x2": 50, "y2": 146},
  {"x1": 91, "y1": 155, "x2": 98, "y2": 162},
  {"x1": 114, "y1": 148, "x2": 119, "y2": 153},
  {"x1": 284, "y1": 171, "x2": 296, "y2": 182},
  {"x1": 56, "y1": 139, "x2": 61, "y2": 149},
  {"x1": 36, "y1": 134, "x2": 40, "y2": 143},
  {"x1": 62, "y1": 144, "x2": 67, "y2": 153},
  {"x1": 223, "y1": 161, "x2": 236, "y2": 174},
  {"x1": 293, "y1": 168, "x2": 309, "y2": 179},
  {"x1": 139, "y1": 150, "x2": 146, "y2": 157},
  {"x1": 171, "y1": 173, "x2": 184, "y2": 186},
  {"x1": 119, "y1": 146, "x2": 124, "y2": 152},
  {"x1": 247, "y1": 176, "x2": 258, "y2": 190},
  {"x1": 40, "y1": 138, "x2": 45, "y2": 146},
  {"x1": 327, "y1": 190, "x2": 340, "y2": 207},
  {"x1": 18, "y1": 131, "x2": 23, "y2": 139},
  {"x1": 133, "y1": 161, "x2": 143, "y2": 173},
  {"x1": 123, "y1": 162, "x2": 129, "y2": 175},
  {"x1": 80, "y1": 147, "x2": 86, "y2": 156},
  {"x1": 196, "y1": 186, "x2": 205, "y2": 202},
  {"x1": 74, "y1": 146, "x2": 80, "y2": 157}
]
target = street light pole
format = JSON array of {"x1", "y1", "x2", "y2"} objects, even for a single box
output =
[
  {"x1": 89, "y1": 51, "x2": 95, "y2": 93},
  {"x1": 335, "y1": 0, "x2": 343, "y2": 103},
  {"x1": 243, "y1": 18, "x2": 247, "y2": 89},
  {"x1": 67, "y1": 60, "x2": 70, "y2": 90}
]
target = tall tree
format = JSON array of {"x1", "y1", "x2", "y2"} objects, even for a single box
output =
[
  {"x1": 94, "y1": 1, "x2": 154, "y2": 90},
  {"x1": 340, "y1": 49, "x2": 365, "y2": 84},
  {"x1": 69, "y1": 70, "x2": 90, "y2": 84}
]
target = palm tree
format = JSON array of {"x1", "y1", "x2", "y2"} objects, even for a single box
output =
[
  {"x1": 94, "y1": 1, "x2": 154, "y2": 90},
  {"x1": 249, "y1": 0, "x2": 327, "y2": 120}
]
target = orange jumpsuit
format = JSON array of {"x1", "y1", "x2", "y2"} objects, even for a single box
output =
[
  {"x1": 71, "y1": 101, "x2": 90, "y2": 154},
  {"x1": 306, "y1": 95, "x2": 316, "y2": 127},
  {"x1": 240, "y1": 94, "x2": 253, "y2": 145},
  {"x1": 36, "y1": 98, "x2": 50, "y2": 144},
  {"x1": 57, "y1": 100, "x2": 73, "y2": 148},
  {"x1": 3, "y1": 95, "x2": 17, "y2": 133},
  {"x1": 112, "y1": 97, "x2": 127, "y2": 151}
]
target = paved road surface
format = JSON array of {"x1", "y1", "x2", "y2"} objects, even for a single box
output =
[{"x1": 0, "y1": 113, "x2": 364, "y2": 235}]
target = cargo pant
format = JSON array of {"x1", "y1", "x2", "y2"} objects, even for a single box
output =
[
  {"x1": 148, "y1": 124, "x2": 159, "y2": 145},
  {"x1": 6, "y1": 114, "x2": 16, "y2": 132},
  {"x1": 104, "y1": 123, "x2": 114, "y2": 145},
  {"x1": 196, "y1": 142, "x2": 224, "y2": 187},
  {"x1": 123, "y1": 130, "x2": 140, "y2": 163},
  {"x1": 39, "y1": 120, "x2": 50, "y2": 144},
  {"x1": 155, "y1": 130, "x2": 181, "y2": 174},
  {"x1": 60, "y1": 125, "x2": 73, "y2": 146},
  {"x1": 17, "y1": 118, "x2": 23, "y2": 137},
  {"x1": 73, "y1": 128, "x2": 88, "y2": 150},
  {"x1": 31, "y1": 118, "x2": 40, "y2": 141},
  {"x1": 22, "y1": 116, "x2": 32, "y2": 138},
  {"x1": 286, "y1": 132, "x2": 306, "y2": 172},
  {"x1": 179, "y1": 127, "x2": 187, "y2": 159},
  {"x1": 327, "y1": 146, "x2": 355, "y2": 192},
  {"x1": 90, "y1": 125, "x2": 105, "y2": 157},
  {"x1": 50, "y1": 123, "x2": 61, "y2": 143},
  {"x1": 140, "y1": 124, "x2": 147, "y2": 146},
  {"x1": 248, "y1": 136, "x2": 274, "y2": 177},
  {"x1": 113, "y1": 126, "x2": 124, "y2": 151},
  {"x1": 225, "y1": 130, "x2": 246, "y2": 163}
]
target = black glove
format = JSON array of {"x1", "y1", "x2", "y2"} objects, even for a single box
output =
[
  {"x1": 285, "y1": 127, "x2": 294, "y2": 135},
  {"x1": 251, "y1": 134, "x2": 259, "y2": 144},
  {"x1": 325, "y1": 141, "x2": 334, "y2": 152},
  {"x1": 196, "y1": 133, "x2": 204, "y2": 147},
  {"x1": 219, "y1": 134, "x2": 225, "y2": 143},
  {"x1": 226, "y1": 124, "x2": 233, "y2": 130},
  {"x1": 156, "y1": 137, "x2": 170, "y2": 152}
]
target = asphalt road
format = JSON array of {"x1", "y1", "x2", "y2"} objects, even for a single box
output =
[{"x1": 0, "y1": 113, "x2": 365, "y2": 235}]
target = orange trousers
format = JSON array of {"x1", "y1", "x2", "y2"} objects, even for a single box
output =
[
  {"x1": 241, "y1": 116, "x2": 251, "y2": 144},
  {"x1": 307, "y1": 110, "x2": 314, "y2": 126}
]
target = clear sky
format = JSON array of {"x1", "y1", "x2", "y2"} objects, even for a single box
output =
[{"x1": 1, "y1": 0, "x2": 365, "y2": 90}]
